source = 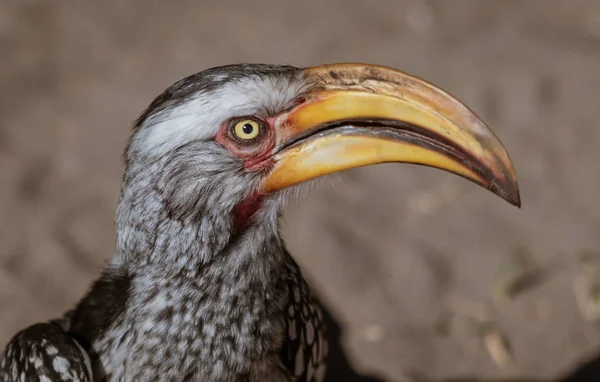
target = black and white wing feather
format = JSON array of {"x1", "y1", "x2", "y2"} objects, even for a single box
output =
[
  {"x1": 1, "y1": 322, "x2": 92, "y2": 382},
  {"x1": 280, "y1": 260, "x2": 328, "y2": 382}
]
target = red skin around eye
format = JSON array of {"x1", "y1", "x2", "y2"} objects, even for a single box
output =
[
  {"x1": 215, "y1": 116, "x2": 277, "y2": 171},
  {"x1": 215, "y1": 116, "x2": 278, "y2": 230}
]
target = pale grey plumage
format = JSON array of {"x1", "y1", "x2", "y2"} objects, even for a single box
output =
[{"x1": 1, "y1": 64, "x2": 327, "y2": 382}]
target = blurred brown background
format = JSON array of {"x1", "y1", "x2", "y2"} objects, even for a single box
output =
[{"x1": 2, "y1": 0, "x2": 600, "y2": 380}]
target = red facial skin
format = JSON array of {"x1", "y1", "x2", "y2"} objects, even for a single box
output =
[
  {"x1": 215, "y1": 116, "x2": 277, "y2": 169},
  {"x1": 215, "y1": 116, "x2": 278, "y2": 231}
]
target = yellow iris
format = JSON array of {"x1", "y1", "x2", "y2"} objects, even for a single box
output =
[{"x1": 233, "y1": 120, "x2": 260, "y2": 140}]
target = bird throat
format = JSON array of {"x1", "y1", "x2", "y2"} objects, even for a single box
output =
[
  {"x1": 83, "y1": 170, "x2": 302, "y2": 378},
  {"x1": 232, "y1": 190, "x2": 266, "y2": 232}
]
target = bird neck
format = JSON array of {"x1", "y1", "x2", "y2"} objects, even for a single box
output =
[
  {"x1": 114, "y1": 163, "x2": 287, "y2": 278},
  {"x1": 72, "y1": 188, "x2": 296, "y2": 378}
]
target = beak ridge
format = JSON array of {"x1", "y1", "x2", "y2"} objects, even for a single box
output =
[{"x1": 263, "y1": 63, "x2": 521, "y2": 207}]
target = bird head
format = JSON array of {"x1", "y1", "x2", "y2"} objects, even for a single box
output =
[{"x1": 122, "y1": 63, "x2": 520, "y2": 240}]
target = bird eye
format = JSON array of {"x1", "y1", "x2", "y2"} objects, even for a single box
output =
[{"x1": 233, "y1": 119, "x2": 261, "y2": 140}]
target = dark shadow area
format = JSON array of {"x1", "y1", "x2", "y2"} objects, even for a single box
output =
[
  {"x1": 557, "y1": 348, "x2": 600, "y2": 382},
  {"x1": 317, "y1": 295, "x2": 385, "y2": 382}
]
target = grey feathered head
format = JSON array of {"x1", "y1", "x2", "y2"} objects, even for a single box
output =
[{"x1": 117, "y1": 62, "x2": 520, "y2": 259}]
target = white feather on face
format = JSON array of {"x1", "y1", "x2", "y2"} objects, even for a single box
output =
[
  {"x1": 130, "y1": 69, "x2": 310, "y2": 160},
  {"x1": 116, "y1": 65, "x2": 316, "y2": 267}
]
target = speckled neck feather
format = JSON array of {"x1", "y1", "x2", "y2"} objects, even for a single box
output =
[
  {"x1": 66, "y1": 151, "x2": 297, "y2": 380},
  {"x1": 1, "y1": 64, "x2": 327, "y2": 382}
]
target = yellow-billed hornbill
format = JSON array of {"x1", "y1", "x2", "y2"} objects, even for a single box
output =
[{"x1": 0, "y1": 63, "x2": 520, "y2": 381}]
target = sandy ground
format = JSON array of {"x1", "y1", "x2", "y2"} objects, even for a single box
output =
[{"x1": 2, "y1": 0, "x2": 600, "y2": 380}]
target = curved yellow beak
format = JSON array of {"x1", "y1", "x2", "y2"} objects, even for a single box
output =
[{"x1": 263, "y1": 63, "x2": 521, "y2": 207}]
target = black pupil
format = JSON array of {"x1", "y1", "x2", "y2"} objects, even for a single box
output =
[{"x1": 242, "y1": 123, "x2": 255, "y2": 135}]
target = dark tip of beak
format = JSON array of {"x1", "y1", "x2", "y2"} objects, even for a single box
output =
[
  {"x1": 491, "y1": 177, "x2": 521, "y2": 208},
  {"x1": 508, "y1": 188, "x2": 522, "y2": 209}
]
